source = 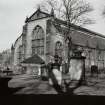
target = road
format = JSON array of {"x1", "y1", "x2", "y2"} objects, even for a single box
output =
[{"x1": 8, "y1": 73, "x2": 105, "y2": 95}]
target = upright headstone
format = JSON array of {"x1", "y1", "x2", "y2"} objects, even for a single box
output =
[{"x1": 68, "y1": 51, "x2": 86, "y2": 86}]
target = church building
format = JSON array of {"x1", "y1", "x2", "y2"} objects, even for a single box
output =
[{"x1": 11, "y1": 7, "x2": 105, "y2": 73}]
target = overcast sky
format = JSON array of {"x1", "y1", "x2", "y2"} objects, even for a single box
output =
[{"x1": 0, "y1": 0, "x2": 105, "y2": 52}]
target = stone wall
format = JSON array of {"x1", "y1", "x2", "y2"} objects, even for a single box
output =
[
  {"x1": 25, "y1": 17, "x2": 50, "y2": 60},
  {"x1": 13, "y1": 36, "x2": 22, "y2": 65}
]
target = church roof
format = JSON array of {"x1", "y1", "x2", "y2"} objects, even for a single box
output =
[
  {"x1": 21, "y1": 54, "x2": 45, "y2": 64},
  {"x1": 53, "y1": 18, "x2": 105, "y2": 39},
  {"x1": 51, "y1": 18, "x2": 105, "y2": 50}
]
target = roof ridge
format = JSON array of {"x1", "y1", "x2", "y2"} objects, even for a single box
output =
[
  {"x1": 26, "y1": 9, "x2": 51, "y2": 22},
  {"x1": 53, "y1": 18, "x2": 105, "y2": 39}
]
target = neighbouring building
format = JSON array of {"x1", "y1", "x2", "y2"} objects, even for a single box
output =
[
  {"x1": 0, "y1": 49, "x2": 12, "y2": 70},
  {"x1": 11, "y1": 7, "x2": 105, "y2": 74},
  {"x1": 0, "y1": 53, "x2": 3, "y2": 66}
]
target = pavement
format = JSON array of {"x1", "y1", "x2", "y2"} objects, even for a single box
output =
[{"x1": 8, "y1": 73, "x2": 105, "y2": 95}]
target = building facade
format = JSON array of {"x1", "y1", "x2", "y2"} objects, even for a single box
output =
[
  {"x1": 0, "y1": 49, "x2": 12, "y2": 70},
  {"x1": 12, "y1": 8, "x2": 105, "y2": 71}
]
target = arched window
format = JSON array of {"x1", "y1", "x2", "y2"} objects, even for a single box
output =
[
  {"x1": 32, "y1": 26, "x2": 44, "y2": 56},
  {"x1": 55, "y1": 41, "x2": 63, "y2": 57}
]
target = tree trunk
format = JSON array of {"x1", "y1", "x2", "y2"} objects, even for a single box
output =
[{"x1": 67, "y1": 37, "x2": 72, "y2": 73}]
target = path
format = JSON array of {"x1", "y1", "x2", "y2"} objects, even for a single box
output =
[{"x1": 8, "y1": 73, "x2": 105, "y2": 95}]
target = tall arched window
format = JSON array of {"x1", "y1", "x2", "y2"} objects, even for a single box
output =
[
  {"x1": 55, "y1": 41, "x2": 63, "y2": 57},
  {"x1": 32, "y1": 26, "x2": 44, "y2": 56}
]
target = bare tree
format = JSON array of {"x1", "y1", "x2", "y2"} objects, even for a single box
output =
[
  {"x1": 40, "y1": 0, "x2": 94, "y2": 73},
  {"x1": 41, "y1": 0, "x2": 93, "y2": 25},
  {"x1": 40, "y1": 0, "x2": 62, "y2": 18}
]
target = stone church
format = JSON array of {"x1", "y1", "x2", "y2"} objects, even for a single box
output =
[{"x1": 11, "y1": 7, "x2": 105, "y2": 72}]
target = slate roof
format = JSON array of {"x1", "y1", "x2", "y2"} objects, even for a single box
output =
[
  {"x1": 53, "y1": 18, "x2": 105, "y2": 39},
  {"x1": 21, "y1": 54, "x2": 45, "y2": 64},
  {"x1": 52, "y1": 18, "x2": 105, "y2": 50}
]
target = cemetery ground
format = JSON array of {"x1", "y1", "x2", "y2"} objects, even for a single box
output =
[{"x1": 7, "y1": 72, "x2": 105, "y2": 95}]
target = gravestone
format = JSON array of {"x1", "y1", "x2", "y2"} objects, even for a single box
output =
[{"x1": 67, "y1": 50, "x2": 86, "y2": 87}]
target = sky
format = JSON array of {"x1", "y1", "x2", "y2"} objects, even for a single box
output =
[{"x1": 0, "y1": 0, "x2": 105, "y2": 52}]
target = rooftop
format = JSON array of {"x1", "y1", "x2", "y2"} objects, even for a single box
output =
[{"x1": 21, "y1": 54, "x2": 45, "y2": 64}]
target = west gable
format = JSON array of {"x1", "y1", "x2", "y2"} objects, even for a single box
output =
[{"x1": 26, "y1": 9, "x2": 51, "y2": 22}]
